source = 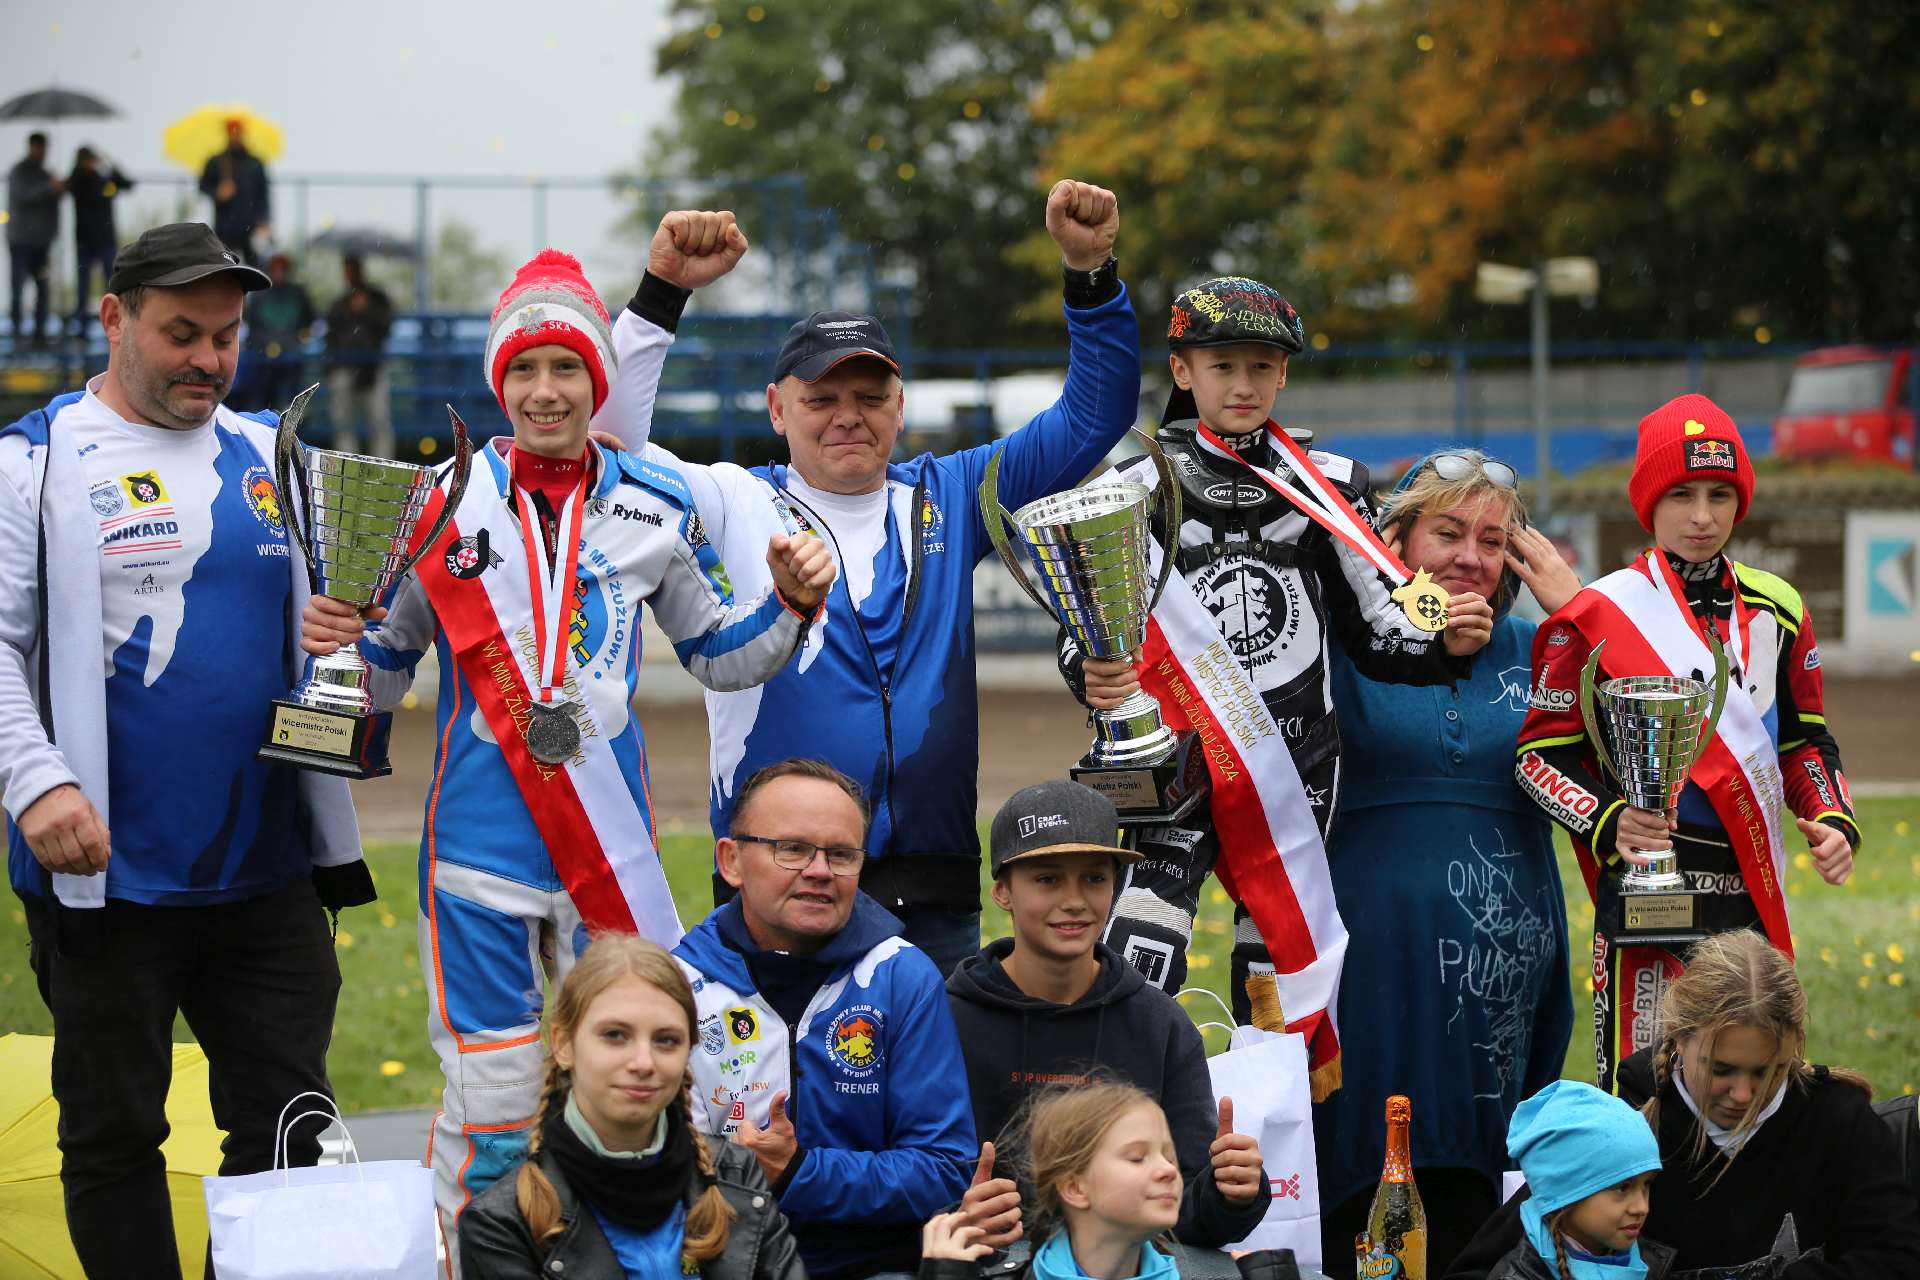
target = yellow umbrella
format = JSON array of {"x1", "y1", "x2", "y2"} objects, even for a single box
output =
[
  {"x1": 0, "y1": 1033, "x2": 224, "y2": 1278},
  {"x1": 162, "y1": 104, "x2": 285, "y2": 172}
]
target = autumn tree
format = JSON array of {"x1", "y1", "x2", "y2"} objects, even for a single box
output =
[
  {"x1": 646, "y1": 0, "x2": 1106, "y2": 348},
  {"x1": 1023, "y1": 0, "x2": 1337, "y2": 336}
]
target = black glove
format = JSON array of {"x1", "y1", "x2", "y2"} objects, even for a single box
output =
[{"x1": 313, "y1": 859, "x2": 377, "y2": 920}]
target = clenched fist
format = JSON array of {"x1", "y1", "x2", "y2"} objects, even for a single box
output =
[
  {"x1": 766, "y1": 533, "x2": 836, "y2": 615},
  {"x1": 649, "y1": 209, "x2": 749, "y2": 291},
  {"x1": 1045, "y1": 180, "x2": 1119, "y2": 272}
]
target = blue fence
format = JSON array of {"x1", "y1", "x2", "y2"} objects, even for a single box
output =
[{"x1": 8, "y1": 324, "x2": 1912, "y2": 481}]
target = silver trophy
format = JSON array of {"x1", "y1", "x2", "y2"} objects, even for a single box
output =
[
  {"x1": 982, "y1": 431, "x2": 1199, "y2": 824},
  {"x1": 1578, "y1": 636, "x2": 1729, "y2": 939},
  {"x1": 257, "y1": 386, "x2": 472, "y2": 779}
]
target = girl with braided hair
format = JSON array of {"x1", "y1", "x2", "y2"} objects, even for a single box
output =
[
  {"x1": 1447, "y1": 931, "x2": 1920, "y2": 1279},
  {"x1": 459, "y1": 933, "x2": 806, "y2": 1280}
]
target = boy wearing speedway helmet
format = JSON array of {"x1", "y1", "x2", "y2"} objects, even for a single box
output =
[
  {"x1": 1066, "y1": 276, "x2": 1491, "y2": 1097},
  {"x1": 1515, "y1": 393, "x2": 1858, "y2": 1093},
  {"x1": 300, "y1": 230, "x2": 835, "y2": 1262}
]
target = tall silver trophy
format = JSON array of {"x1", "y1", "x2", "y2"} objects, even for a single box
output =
[
  {"x1": 257, "y1": 386, "x2": 472, "y2": 779},
  {"x1": 982, "y1": 431, "x2": 1200, "y2": 824},
  {"x1": 1578, "y1": 636, "x2": 1730, "y2": 943}
]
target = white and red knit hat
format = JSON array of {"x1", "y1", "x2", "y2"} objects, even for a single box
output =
[{"x1": 485, "y1": 249, "x2": 617, "y2": 414}]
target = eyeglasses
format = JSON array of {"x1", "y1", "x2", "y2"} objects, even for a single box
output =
[
  {"x1": 732, "y1": 834, "x2": 865, "y2": 876},
  {"x1": 1427, "y1": 452, "x2": 1518, "y2": 488}
]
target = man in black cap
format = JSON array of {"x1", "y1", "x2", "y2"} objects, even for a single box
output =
[
  {"x1": 0, "y1": 221, "x2": 374, "y2": 1276},
  {"x1": 595, "y1": 180, "x2": 1139, "y2": 977}
]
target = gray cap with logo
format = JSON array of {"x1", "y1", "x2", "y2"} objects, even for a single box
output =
[{"x1": 989, "y1": 779, "x2": 1141, "y2": 877}]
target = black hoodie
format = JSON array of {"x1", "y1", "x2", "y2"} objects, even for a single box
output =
[{"x1": 947, "y1": 939, "x2": 1271, "y2": 1248}]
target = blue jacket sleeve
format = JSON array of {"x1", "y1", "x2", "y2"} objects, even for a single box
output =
[
  {"x1": 779, "y1": 952, "x2": 977, "y2": 1223},
  {"x1": 952, "y1": 285, "x2": 1141, "y2": 565}
]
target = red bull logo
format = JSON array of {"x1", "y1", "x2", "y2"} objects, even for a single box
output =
[{"x1": 1685, "y1": 438, "x2": 1737, "y2": 472}]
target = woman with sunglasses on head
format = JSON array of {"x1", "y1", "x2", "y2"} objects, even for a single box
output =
[{"x1": 1311, "y1": 448, "x2": 1584, "y2": 1279}]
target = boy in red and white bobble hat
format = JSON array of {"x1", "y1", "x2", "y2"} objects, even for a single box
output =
[
  {"x1": 1517, "y1": 392, "x2": 1859, "y2": 1093},
  {"x1": 298, "y1": 217, "x2": 836, "y2": 1266}
]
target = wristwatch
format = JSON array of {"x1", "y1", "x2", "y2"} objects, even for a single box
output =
[{"x1": 1063, "y1": 255, "x2": 1120, "y2": 308}]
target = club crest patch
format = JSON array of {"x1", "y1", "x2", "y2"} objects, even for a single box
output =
[
  {"x1": 826, "y1": 1005, "x2": 882, "y2": 1075},
  {"x1": 700, "y1": 1015, "x2": 724, "y2": 1056},
  {"x1": 89, "y1": 481, "x2": 124, "y2": 517}
]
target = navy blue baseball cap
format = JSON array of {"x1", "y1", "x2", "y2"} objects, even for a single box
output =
[{"x1": 772, "y1": 311, "x2": 901, "y2": 383}]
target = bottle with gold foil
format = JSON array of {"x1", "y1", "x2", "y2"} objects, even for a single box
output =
[{"x1": 1357, "y1": 1095, "x2": 1427, "y2": 1279}]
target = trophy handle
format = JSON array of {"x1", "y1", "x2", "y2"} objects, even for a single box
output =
[
  {"x1": 1578, "y1": 639, "x2": 1618, "y2": 784},
  {"x1": 274, "y1": 383, "x2": 321, "y2": 592},
  {"x1": 392, "y1": 407, "x2": 475, "y2": 580},
  {"x1": 1695, "y1": 632, "x2": 1731, "y2": 761},
  {"x1": 1128, "y1": 427, "x2": 1182, "y2": 613},
  {"x1": 978, "y1": 447, "x2": 1058, "y2": 618}
]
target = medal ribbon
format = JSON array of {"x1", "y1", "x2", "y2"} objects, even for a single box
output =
[
  {"x1": 1646, "y1": 549, "x2": 1753, "y2": 686},
  {"x1": 509, "y1": 448, "x2": 589, "y2": 706},
  {"x1": 1191, "y1": 420, "x2": 1413, "y2": 585}
]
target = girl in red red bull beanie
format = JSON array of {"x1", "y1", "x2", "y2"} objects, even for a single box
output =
[{"x1": 1514, "y1": 392, "x2": 1860, "y2": 1093}]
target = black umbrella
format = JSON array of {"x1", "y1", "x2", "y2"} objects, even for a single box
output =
[
  {"x1": 0, "y1": 87, "x2": 119, "y2": 123},
  {"x1": 308, "y1": 226, "x2": 419, "y2": 259}
]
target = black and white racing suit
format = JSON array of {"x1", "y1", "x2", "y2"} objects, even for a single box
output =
[{"x1": 1059, "y1": 421, "x2": 1465, "y2": 1025}]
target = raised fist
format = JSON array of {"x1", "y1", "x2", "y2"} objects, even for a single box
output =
[
  {"x1": 649, "y1": 210, "x2": 749, "y2": 290},
  {"x1": 1045, "y1": 180, "x2": 1119, "y2": 272}
]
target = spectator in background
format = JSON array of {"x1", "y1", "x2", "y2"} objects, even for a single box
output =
[
  {"x1": 198, "y1": 118, "x2": 271, "y2": 262},
  {"x1": 7, "y1": 132, "x2": 63, "y2": 346},
  {"x1": 244, "y1": 253, "x2": 316, "y2": 412},
  {"x1": 65, "y1": 146, "x2": 133, "y2": 337},
  {"x1": 322, "y1": 255, "x2": 395, "y2": 457}
]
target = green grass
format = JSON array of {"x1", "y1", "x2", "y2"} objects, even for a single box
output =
[{"x1": 3, "y1": 798, "x2": 1914, "y2": 1112}]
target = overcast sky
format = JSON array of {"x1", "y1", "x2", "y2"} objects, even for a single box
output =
[{"x1": 5, "y1": 0, "x2": 679, "y2": 298}]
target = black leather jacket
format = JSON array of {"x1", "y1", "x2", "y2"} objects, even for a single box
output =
[
  {"x1": 459, "y1": 1139, "x2": 807, "y2": 1280},
  {"x1": 1487, "y1": 1235, "x2": 1677, "y2": 1280}
]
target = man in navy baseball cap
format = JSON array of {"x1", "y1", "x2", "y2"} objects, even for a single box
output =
[{"x1": 771, "y1": 310, "x2": 901, "y2": 384}]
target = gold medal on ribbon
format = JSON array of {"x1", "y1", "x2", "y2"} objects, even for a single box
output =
[{"x1": 1391, "y1": 567, "x2": 1450, "y2": 633}]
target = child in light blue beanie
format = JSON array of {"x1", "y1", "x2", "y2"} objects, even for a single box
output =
[{"x1": 1491, "y1": 1080, "x2": 1667, "y2": 1280}]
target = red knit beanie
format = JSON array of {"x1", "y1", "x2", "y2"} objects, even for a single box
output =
[
  {"x1": 486, "y1": 249, "x2": 616, "y2": 414},
  {"x1": 1626, "y1": 393, "x2": 1754, "y2": 532}
]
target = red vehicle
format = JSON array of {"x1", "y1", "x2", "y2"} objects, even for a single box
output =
[{"x1": 1772, "y1": 346, "x2": 1914, "y2": 464}]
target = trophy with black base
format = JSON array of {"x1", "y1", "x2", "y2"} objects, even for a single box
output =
[
  {"x1": 257, "y1": 388, "x2": 471, "y2": 778},
  {"x1": 981, "y1": 434, "x2": 1200, "y2": 825},
  {"x1": 1579, "y1": 636, "x2": 1730, "y2": 948}
]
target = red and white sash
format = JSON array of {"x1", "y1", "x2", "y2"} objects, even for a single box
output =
[
  {"x1": 1582, "y1": 553, "x2": 1790, "y2": 952},
  {"x1": 412, "y1": 455, "x2": 683, "y2": 945},
  {"x1": 1135, "y1": 542, "x2": 1348, "y2": 1092}
]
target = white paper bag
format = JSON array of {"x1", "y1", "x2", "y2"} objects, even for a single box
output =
[
  {"x1": 203, "y1": 1093, "x2": 436, "y2": 1280},
  {"x1": 1197, "y1": 1013, "x2": 1323, "y2": 1270}
]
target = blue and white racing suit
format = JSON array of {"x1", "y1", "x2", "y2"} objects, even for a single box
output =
[{"x1": 355, "y1": 438, "x2": 813, "y2": 1255}]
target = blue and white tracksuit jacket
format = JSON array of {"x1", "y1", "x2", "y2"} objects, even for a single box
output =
[
  {"x1": 608, "y1": 286, "x2": 1141, "y2": 905},
  {"x1": 356, "y1": 438, "x2": 811, "y2": 1238},
  {"x1": 676, "y1": 895, "x2": 976, "y2": 1278}
]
